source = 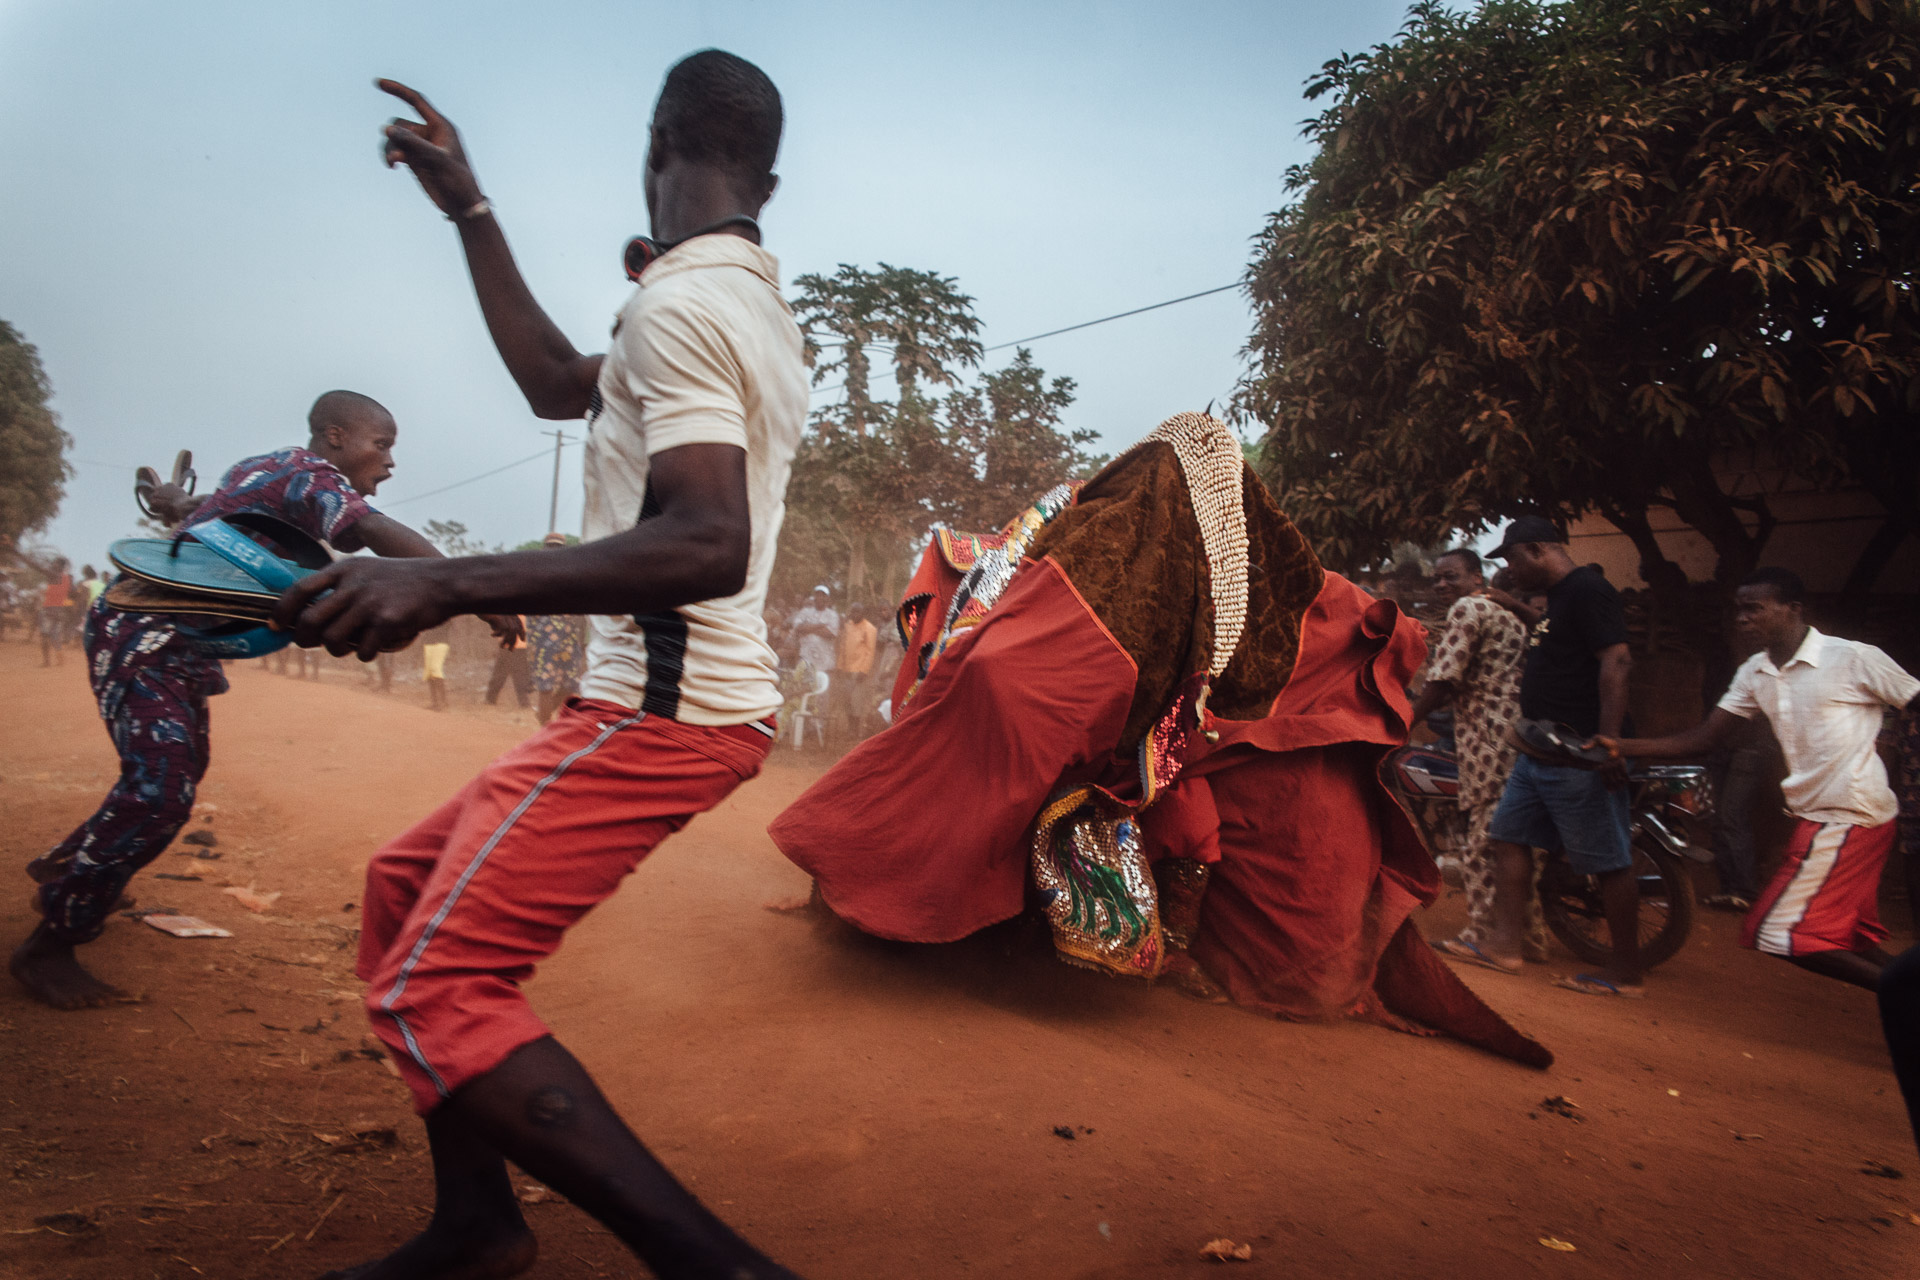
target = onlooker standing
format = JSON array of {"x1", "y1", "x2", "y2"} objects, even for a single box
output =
[
  {"x1": 762, "y1": 603, "x2": 791, "y2": 672},
  {"x1": 526, "y1": 535, "x2": 586, "y2": 724},
  {"x1": 829, "y1": 602, "x2": 878, "y2": 743},
  {"x1": 1894, "y1": 702, "x2": 1920, "y2": 934},
  {"x1": 1477, "y1": 518, "x2": 1641, "y2": 997},
  {"x1": 37, "y1": 563, "x2": 74, "y2": 667},
  {"x1": 788, "y1": 585, "x2": 839, "y2": 679},
  {"x1": 528, "y1": 615, "x2": 585, "y2": 723},
  {"x1": 420, "y1": 620, "x2": 452, "y2": 711},
  {"x1": 363, "y1": 648, "x2": 396, "y2": 693},
  {"x1": 484, "y1": 617, "x2": 532, "y2": 709},
  {"x1": 1603, "y1": 568, "x2": 1918, "y2": 991},
  {"x1": 273, "y1": 644, "x2": 315, "y2": 679},
  {"x1": 1409, "y1": 548, "x2": 1541, "y2": 963},
  {"x1": 1704, "y1": 712, "x2": 1769, "y2": 911},
  {"x1": 77, "y1": 565, "x2": 106, "y2": 608}
]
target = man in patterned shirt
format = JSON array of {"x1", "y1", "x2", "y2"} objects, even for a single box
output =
[
  {"x1": 1410, "y1": 548, "x2": 1541, "y2": 968},
  {"x1": 10, "y1": 391, "x2": 515, "y2": 1010}
]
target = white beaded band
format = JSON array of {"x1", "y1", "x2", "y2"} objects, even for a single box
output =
[
  {"x1": 449, "y1": 198, "x2": 493, "y2": 222},
  {"x1": 1118, "y1": 411, "x2": 1251, "y2": 677}
]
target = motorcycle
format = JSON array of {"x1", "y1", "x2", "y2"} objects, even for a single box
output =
[{"x1": 1383, "y1": 734, "x2": 1715, "y2": 970}]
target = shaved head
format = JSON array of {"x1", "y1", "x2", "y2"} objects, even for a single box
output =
[
  {"x1": 308, "y1": 389, "x2": 391, "y2": 439},
  {"x1": 306, "y1": 389, "x2": 398, "y2": 495}
]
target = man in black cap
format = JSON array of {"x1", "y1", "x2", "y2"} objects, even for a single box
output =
[{"x1": 1463, "y1": 518, "x2": 1641, "y2": 997}]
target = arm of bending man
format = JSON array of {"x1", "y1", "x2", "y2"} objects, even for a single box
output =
[{"x1": 273, "y1": 442, "x2": 748, "y2": 660}]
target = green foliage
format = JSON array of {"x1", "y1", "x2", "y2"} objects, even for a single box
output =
[
  {"x1": 421, "y1": 518, "x2": 502, "y2": 558},
  {"x1": 779, "y1": 267, "x2": 1101, "y2": 605},
  {"x1": 1239, "y1": 0, "x2": 1920, "y2": 592},
  {"x1": 791, "y1": 263, "x2": 984, "y2": 437},
  {"x1": 0, "y1": 321, "x2": 72, "y2": 565}
]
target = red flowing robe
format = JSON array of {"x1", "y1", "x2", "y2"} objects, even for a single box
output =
[
  {"x1": 1145, "y1": 574, "x2": 1551, "y2": 1066},
  {"x1": 771, "y1": 560, "x2": 1550, "y2": 1067}
]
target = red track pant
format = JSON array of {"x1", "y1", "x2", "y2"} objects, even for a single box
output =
[
  {"x1": 1742, "y1": 817, "x2": 1894, "y2": 957},
  {"x1": 358, "y1": 698, "x2": 773, "y2": 1112}
]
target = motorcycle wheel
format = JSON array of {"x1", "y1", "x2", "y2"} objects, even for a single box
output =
[{"x1": 1538, "y1": 833, "x2": 1696, "y2": 971}]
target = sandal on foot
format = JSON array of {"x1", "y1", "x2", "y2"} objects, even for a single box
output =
[
  {"x1": 1553, "y1": 972, "x2": 1646, "y2": 999},
  {"x1": 1437, "y1": 938, "x2": 1523, "y2": 974}
]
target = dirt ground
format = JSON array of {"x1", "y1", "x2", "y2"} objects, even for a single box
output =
[{"x1": 1, "y1": 639, "x2": 1915, "y2": 1280}]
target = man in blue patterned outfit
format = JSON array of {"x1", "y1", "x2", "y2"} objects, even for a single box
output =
[{"x1": 12, "y1": 390, "x2": 515, "y2": 1009}]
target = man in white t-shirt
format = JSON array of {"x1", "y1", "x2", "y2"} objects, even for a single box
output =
[
  {"x1": 277, "y1": 52, "x2": 805, "y2": 1280},
  {"x1": 1601, "y1": 568, "x2": 1919, "y2": 992}
]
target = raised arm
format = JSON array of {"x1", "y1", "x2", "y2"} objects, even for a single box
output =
[
  {"x1": 272, "y1": 443, "x2": 748, "y2": 660},
  {"x1": 378, "y1": 80, "x2": 602, "y2": 420}
]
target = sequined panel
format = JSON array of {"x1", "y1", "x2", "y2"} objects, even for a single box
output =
[
  {"x1": 1030, "y1": 787, "x2": 1166, "y2": 979},
  {"x1": 899, "y1": 483, "x2": 1078, "y2": 712},
  {"x1": 1140, "y1": 674, "x2": 1208, "y2": 805}
]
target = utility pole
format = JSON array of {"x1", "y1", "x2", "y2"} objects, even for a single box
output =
[{"x1": 543, "y1": 429, "x2": 574, "y2": 535}]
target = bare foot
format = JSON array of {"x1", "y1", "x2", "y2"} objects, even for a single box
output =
[
  {"x1": 318, "y1": 1220, "x2": 537, "y2": 1280},
  {"x1": 10, "y1": 924, "x2": 138, "y2": 1010}
]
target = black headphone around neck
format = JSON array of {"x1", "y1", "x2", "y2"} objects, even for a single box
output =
[{"x1": 622, "y1": 216, "x2": 763, "y2": 282}]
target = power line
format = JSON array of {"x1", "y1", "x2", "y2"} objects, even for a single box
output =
[
  {"x1": 382, "y1": 448, "x2": 553, "y2": 508},
  {"x1": 983, "y1": 283, "x2": 1241, "y2": 351},
  {"x1": 809, "y1": 281, "x2": 1241, "y2": 397}
]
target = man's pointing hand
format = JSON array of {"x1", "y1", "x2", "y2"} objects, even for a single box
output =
[{"x1": 377, "y1": 78, "x2": 484, "y2": 217}]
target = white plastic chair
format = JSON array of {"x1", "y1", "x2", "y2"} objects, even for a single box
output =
[{"x1": 790, "y1": 670, "x2": 830, "y2": 747}]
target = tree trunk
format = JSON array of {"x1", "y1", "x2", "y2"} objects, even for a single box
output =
[
  {"x1": 1842, "y1": 512, "x2": 1914, "y2": 596},
  {"x1": 846, "y1": 537, "x2": 867, "y2": 600},
  {"x1": 1841, "y1": 407, "x2": 1919, "y2": 598},
  {"x1": 1659, "y1": 455, "x2": 1778, "y2": 700}
]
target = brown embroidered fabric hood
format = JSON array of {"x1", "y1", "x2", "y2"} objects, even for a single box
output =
[{"x1": 1026, "y1": 441, "x2": 1324, "y2": 749}]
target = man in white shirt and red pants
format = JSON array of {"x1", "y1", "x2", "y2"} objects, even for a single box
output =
[
  {"x1": 1601, "y1": 567, "x2": 1919, "y2": 992},
  {"x1": 276, "y1": 52, "x2": 807, "y2": 1280}
]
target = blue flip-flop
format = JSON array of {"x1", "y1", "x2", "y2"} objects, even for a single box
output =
[
  {"x1": 1436, "y1": 937, "x2": 1523, "y2": 974},
  {"x1": 1553, "y1": 972, "x2": 1647, "y2": 999},
  {"x1": 107, "y1": 515, "x2": 329, "y2": 658}
]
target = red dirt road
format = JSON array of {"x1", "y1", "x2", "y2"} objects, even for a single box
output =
[{"x1": 1, "y1": 640, "x2": 1914, "y2": 1279}]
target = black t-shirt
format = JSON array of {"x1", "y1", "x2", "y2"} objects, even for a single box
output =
[{"x1": 1518, "y1": 566, "x2": 1629, "y2": 736}]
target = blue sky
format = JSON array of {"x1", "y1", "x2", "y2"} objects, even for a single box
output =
[{"x1": 1, "y1": 0, "x2": 1416, "y2": 562}]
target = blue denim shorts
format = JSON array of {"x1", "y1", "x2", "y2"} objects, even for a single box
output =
[{"x1": 1487, "y1": 753, "x2": 1633, "y2": 875}]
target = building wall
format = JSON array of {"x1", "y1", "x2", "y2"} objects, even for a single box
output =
[{"x1": 1563, "y1": 453, "x2": 1918, "y2": 594}]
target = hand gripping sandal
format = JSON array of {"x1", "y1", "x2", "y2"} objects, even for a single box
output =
[
  {"x1": 134, "y1": 449, "x2": 196, "y2": 519},
  {"x1": 1507, "y1": 717, "x2": 1615, "y2": 770},
  {"x1": 105, "y1": 513, "x2": 332, "y2": 659}
]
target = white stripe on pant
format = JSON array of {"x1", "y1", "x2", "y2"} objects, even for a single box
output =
[{"x1": 1753, "y1": 821, "x2": 1849, "y2": 957}]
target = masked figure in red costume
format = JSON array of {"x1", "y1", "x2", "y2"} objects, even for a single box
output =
[{"x1": 769, "y1": 413, "x2": 1549, "y2": 1067}]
